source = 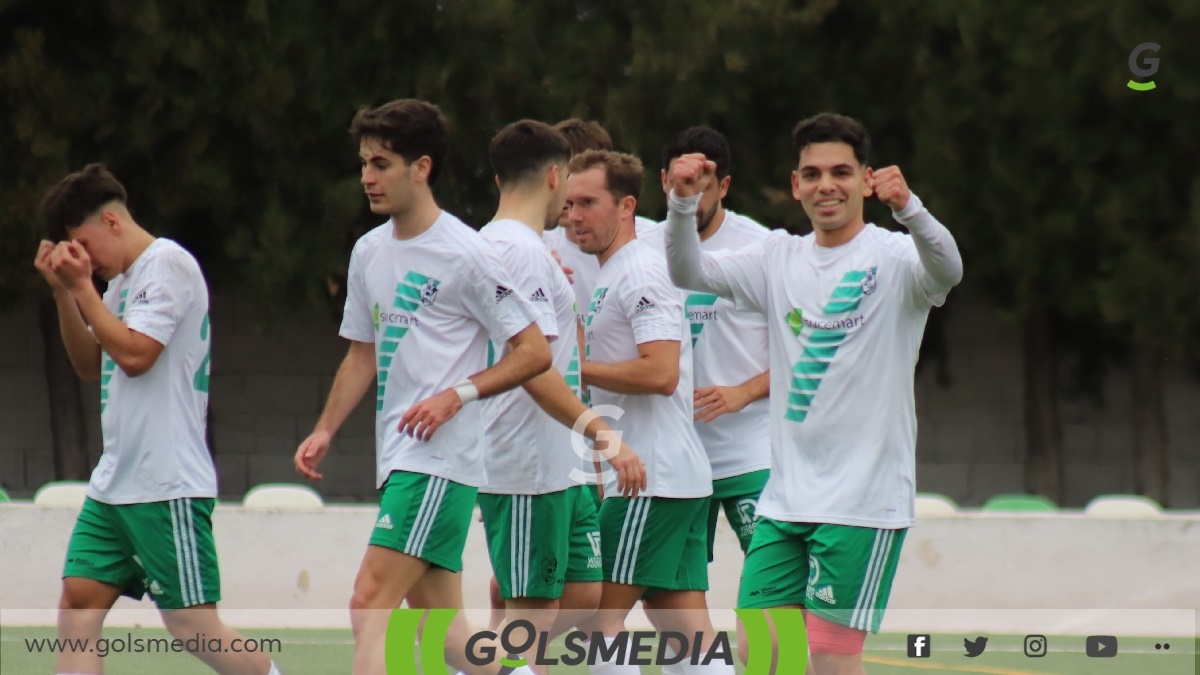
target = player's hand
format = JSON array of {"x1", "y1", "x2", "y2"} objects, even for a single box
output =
[
  {"x1": 49, "y1": 241, "x2": 94, "y2": 293},
  {"x1": 694, "y1": 385, "x2": 754, "y2": 424},
  {"x1": 295, "y1": 429, "x2": 333, "y2": 480},
  {"x1": 399, "y1": 388, "x2": 463, "y2": 441},
  {"x1": 551, "y1": 248, "x2": 575, "y2": 284},
  {"x1": 866, "y1": 166, "x2": 911, "y2": 212},
  {"x1": 34, "y1": 241, "x2": 68, "y2": 293},
  {"x1": 668, "y1": 153, "x2": 717, "y2": 199},
  {"x1": 595, "y1": 435, "x2": 646, "y2": 498}
]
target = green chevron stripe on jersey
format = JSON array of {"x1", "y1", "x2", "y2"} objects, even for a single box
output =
[
  {"x1": 376, "y1": 271, "x2": 440, "y2": 411},
  {"x1": 685, "y1": 293, "x2": 719, "y2": 348},
  {"x1": 784, "y1": 270, "x2": 867, "y2": 423},
  {"x1": 100, "y1": 289, "x2": 130, "y2": 413}
]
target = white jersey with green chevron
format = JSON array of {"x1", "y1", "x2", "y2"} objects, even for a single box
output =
[
  {"x1": 90, "y1": 238, "x2": 216, "y2": 504},
  {"x1": 685, "y1": 210, "x2": 772, "y2": 480},
  {"x1": 707, "y1": 222, "x2": 953, "y2": 528},
  {"x1": 478, "y1": 219, "x2": 582, "y2": 495},
  {"x1": 340, "y1": 213, "x2": 541, "y2": 489}
]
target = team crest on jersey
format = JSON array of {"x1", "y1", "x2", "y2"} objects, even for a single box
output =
[
  {"x1": 420, "y1": 280, "x2": 440, "y2": 307},
  {"x1": 593, "y1": 288, "x2": 608, "y2": 314},
  {"x1": 861, "y1": 266, "x2": 879, "y2": 296}
]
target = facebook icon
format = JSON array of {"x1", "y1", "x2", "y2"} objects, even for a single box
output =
[{"x1": 908, "y1": 634, "x2": 931, "y2": 658}]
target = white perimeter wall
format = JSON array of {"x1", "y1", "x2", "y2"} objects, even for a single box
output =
[{"x1": 3, "y1": 504, "x2": 1197, "y2": 636}]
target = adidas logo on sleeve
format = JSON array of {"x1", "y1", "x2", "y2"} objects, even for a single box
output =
[
  {"x1": 495, "y1": 285, "x2": 513, "y2": 303},
  {"x1": 529, "y1": 288, "x2": 548, "y2": 303},
  {"x1": 633, "y1": 296, "x2": 656, "y2": 314}
]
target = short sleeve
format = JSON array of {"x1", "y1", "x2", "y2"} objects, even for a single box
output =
[
  {"x1": 464, "y1": 246, "x2": 542, "y2": 346},
  {"x1": 708, "y1": 236, "x2": 773, "y2": 315},
  {"x1": 339, "y1": 240, "x2": 375, "y2": 343},
  {"x1": 485, "y1": 232, "x2": 559, "y2": 341},
  {"x1": 123, "y1": 250, "x2": 195, "y2": 347},
  {"x1": 625, "y1": 264, "x2": 684, "y2": 346}
]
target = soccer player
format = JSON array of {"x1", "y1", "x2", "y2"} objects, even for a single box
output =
[
  {"x1": 544, "y1": 119, "x2": 664, "y2": 326},
  {"x1": 660, "y1": 127, "x2": 771, "y2": 565},
  {"x1": 664, "y1": 113, "x2": 964, "y2": 675},
  {"x1": 477, "y1": 119, "x2": 646, "y2": 670},
  {"x1": 293, "y1": 100, "x2": 551, "y2": 675},
  {"x1": 35, "y1": 165, "x2": 284, "y2": 675},
  {"x1": 567, "y1": 150, "x2": 730, "y2": 675}
]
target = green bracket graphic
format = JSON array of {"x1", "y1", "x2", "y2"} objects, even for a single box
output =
[{"x1": 736, "y1": 607, "x2": 808, "y2": 674}]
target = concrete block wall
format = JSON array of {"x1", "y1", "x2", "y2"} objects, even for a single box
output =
[{"x1": 3, "y1": 294, "x2": 1198, "y2": 506}]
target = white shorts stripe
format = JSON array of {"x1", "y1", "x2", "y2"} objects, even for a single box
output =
[
  {"x1": 623, "y1": 499, "x2": 651, "y2": 585},
  {"x1": 852, "y1": 530, "x2": 891, "y2": 630},
  {"x1": 169, "y1": 501, "x2": 191, "y2": 606},
  {"x1": 406, "y1": 477, "x2": 441, "y2": 557},
  {"x1": 413, "y1": 477, "x2": 448, "y2": 558},
  {"x1": 862, "y1": 530, "x2": 895, "y2": 631}
]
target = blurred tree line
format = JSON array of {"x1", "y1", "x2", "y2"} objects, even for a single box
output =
[{"x1": 2, "y1": 0, "x2": 1197, "y2": 503}]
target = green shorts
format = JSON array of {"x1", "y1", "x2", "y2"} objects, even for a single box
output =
[
  {"x1": 600, "y1": 496, "x2": 709, "y2": 592},
  {"x1": 63, "y1": 497, "x2": 220, "y2": 610},
  {"x1": 369, "y1": 471, "x2": 477, "y2": 572},
  {"x1": 737, "y1": 518, "x2": 907, "y2": 633},
  {"x1": 585, "y1": 483, "x2": 603, "y2": 510},
  {"x1": 479, "y1": 485, "x2": 602, "y2": 600},
  {"x1": 707, "y1": 469, "x2": 769, "y2": 560}
]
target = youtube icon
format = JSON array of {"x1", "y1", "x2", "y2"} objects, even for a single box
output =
[{"x1": 1086, "y1": 636, "x2": 1118, "y2": 658}]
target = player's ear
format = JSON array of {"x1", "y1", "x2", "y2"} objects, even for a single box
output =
[
  {"x1": 494, "y1": 175, "x2": 501, "y2": 189},
  {"x1": 547, "y1": 164, "x2": 560, "y2": 191},
  {"x1": 621, "y1": 195, "x2": 637, "y2": 218},
  {"x1": 862, "y1": 167, "x2": 874, "y2": 198},
  {"x1": 791, "y1": 170, "x2": 802, "y2": 200},
  {"x1": 660, "y1": 168, "x2": 669, "y2": 194},
  {"x1": 413, "y1": 156, "x2": 433, "y2": 184},
  {"x1": 718, "y1": 175, "x2": 731, "y2": 200}
]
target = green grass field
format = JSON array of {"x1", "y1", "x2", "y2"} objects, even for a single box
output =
[{"x1": 2, "y1": 627, "x2": 1195, "y2": 674}]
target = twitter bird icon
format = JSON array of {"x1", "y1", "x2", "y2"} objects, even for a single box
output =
[{"x1": 964, "y1": 637, "x2": 988, "y2": 657}]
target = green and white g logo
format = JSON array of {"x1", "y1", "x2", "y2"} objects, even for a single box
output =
[
  {"x1": 1127, "y1": 42, "x2": 1160, "y2": 91},
  {"x1": 384, "y1": 608, "x2": 808, "y2": 673}
]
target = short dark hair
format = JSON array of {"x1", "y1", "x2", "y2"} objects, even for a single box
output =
[
  {"x1": 791, "y1": 113, "x2": 871, "y2": 167},
  {"x1": 490, "y1": 120, "x2": 571, "y2": 187},
  {"x1": 553, "y1": 119, "x2": 614, "y2": 156},
  {"x1": 350, "y1": 99, "x2": 449, "y2": 186},
  {"x1": 567, "y1": 150, "x2": 643, "y2": 203},
  {"x1": 661, "y1": 126, "x2": 732, "y2": 179},
  {"x1": 39, "y1": 164, "x2": 128, "y2": 242}
]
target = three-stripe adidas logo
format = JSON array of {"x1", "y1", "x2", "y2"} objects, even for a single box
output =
[
  {"x1": 495, "y1": 285, "x2": 513, "y2": 303},
  {"x1": 633, "y1": 296, "x2": 655, "y2": 314},
  {"x1": 529, "y1": 288, "x2": 548, "y2": 303},
  {"x1": 815, "y1": 585, "x2": 836, "y2": 605},
  {"x1": 375, "y1": 514, "x2": 394, "y2": 530}
]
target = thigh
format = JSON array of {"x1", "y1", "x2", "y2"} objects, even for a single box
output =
[
  {"x1": 63, "y1": 498, "x2": 146, "y2": 601},
  {"x1": 807, "y1": 525, "x2": 907, "y2": 634},
  {"x1": 718, "y1": 470, "x2": 769, "y2": 554},
  {"x1": 600, "y1": 496, "x2": 709, "y2": 592},
  {"x1": 479, "y1": 490, "x2": 573, "y2": 600},
  {"x1": 370, "y1": 471, "x2": 477, "y2": 572},
  {"x1": 564, "y1": 485, "x2": 603, "y2": 584},
  {"x1": 737, "y1": 518, "x2": 811, "y2": 609},
  {"x1": 117, "y1": 498, "x2": 220, "y2": 610}
]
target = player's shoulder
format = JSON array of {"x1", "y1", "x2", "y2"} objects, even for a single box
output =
[
  {"x1": 865, "y1": 223, "x2": 921, "y2": 261},
  {"x1": 142, "y1": 238, "x2": 203, "y2": 281},
  {"x1": 724, "y1": 211, "x2": 773, "y2": 242}
]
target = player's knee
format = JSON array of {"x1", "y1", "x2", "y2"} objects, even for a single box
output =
[{"x1": 806, "y1": 613, "x2": 866, "y2": 656}]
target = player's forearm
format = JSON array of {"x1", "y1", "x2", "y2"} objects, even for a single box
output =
[
  {"x1": 54, "y1": 291, "x2": 101, "y2": 381},
  {"x1": 893, "y1": 193, "x2": 964, "y2": 293},
  {"x1": 665, "y1": 190, "x2": 734, "y2": 298},
  {"x1": 470, "y1": 328, "x2": 552, "y2": 400},
  {"x1": 312, "y1": 342, "x2": 376, "y2": 436},
  {"x1": 738, "y1": 371, "x2": 770, "y2": 403},
  {"x1": 522, "y1": 368, "x2": 608, "y2": 440},
  {"x1": 72, "y1": 284, "x2": 155, "y2": 375},
  {"x1": 582, "y1": 357, "x2": 678, "y2": 396}
]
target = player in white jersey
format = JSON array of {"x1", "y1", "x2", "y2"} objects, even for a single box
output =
[
  {"x1": 660, "y1": 127, "x2": 772, "y2": 565},
  {"x1": 35, "y1": 165, "x2": 283, "y2": 675},
  {"x1": 567, "y1": 151, "x2": 733, "y2": 675},
  {"x1": 665, "y1": 114, "x2": 963, "y2": 674},
  {"x1": 293, "y1": 100, "x2": 552, "y2": 675},
  {"x1": 477, "y1": 120, "x2": 646, "y2": 670}
]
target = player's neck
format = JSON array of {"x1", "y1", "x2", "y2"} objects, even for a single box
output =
[
  {"x1": 698, "y1": 205, "x2": 727, "y2": 242},
  {"x1": 814, "y1": 218, "x2": 867, "y2": 249},
  {"x1": 120, "y1": 223, "x2": 157, "y2": 274},
  {"x1": 597, "y1": 221, "x2": 636, "y2": 267},
  {"x1": 493, "y1": 190, "x2": 551, "y2": 236},
  {"x1": 389, "y1": 193, "x2": 442, "y2": 240}
]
